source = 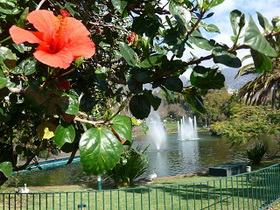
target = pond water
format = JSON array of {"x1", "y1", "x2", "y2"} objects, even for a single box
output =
[{"x1": 10, "y1": 133, "x2": 247, "y2": 187}]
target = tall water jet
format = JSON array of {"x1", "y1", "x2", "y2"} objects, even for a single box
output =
[
  {"x1": 146, "y1": 111, "x2": 167, "y2": 150},
  {"x1": 177, "y1": 116, "x2": 198, "y2": 140}
]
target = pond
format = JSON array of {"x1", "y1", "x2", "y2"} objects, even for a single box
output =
[{"x1": 10, "y1": 133, "x2": 247, "y2": 187}]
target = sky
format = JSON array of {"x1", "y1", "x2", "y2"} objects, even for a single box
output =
[{"x1": 166, "y1": 0, "x2": 280, "y2": 82}]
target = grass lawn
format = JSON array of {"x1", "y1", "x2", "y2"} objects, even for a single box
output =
[{"x1": 1, "y1": 159, "x2": 279, "y2": 209}]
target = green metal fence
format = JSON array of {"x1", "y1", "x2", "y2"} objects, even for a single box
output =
[{"x1": 1, "y1": 163, "x2": 279, "y2": 209}]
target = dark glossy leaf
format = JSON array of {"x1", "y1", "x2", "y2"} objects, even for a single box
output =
[
  {"x1": 184, "y1": 94, "x2": 206, "y2": 113},
  {"x1": 162, "y1": 76, "x2": 183, "y2": 92},
  {"x1": 191, "y1": 68, "x2": 225, "y2": 89},
  {"x1": 251, "y1": 49, "x2": 272, "y2": 73},
  {"x1": 140, "y1": 54, "x2": 166, "y2": 68},
  {"x1": 62, "y1": 94, "x2": 79, "y2": 115},
  {"x1": 128, "y1": 77, "x2": 143, "y2": 94},
  {"x1": 144, "y1": 90, "x2": 161, "y2": 110},
  {"x1": 12, "y1": 43, "x2": 32, "y2": 53},
  {"x1": 132, "y1": 16, "x2": 161, "y2": 38},
  {"x1": 133, "y1": 71, "x2": 152, "y2": 83},
  {"x1": 0, "y1": 108, "x2": 10, "y2": 122},
  {"x1": 213, "y1": 50, "x2": 242, "y2": 68},
  {"x1": 169, "y1": 1, "x2": 191, "y2": 31},
  {"x1": 119, "y1": 42, "x2": 138, "y2": 66},
  {"x1": 244, "y1": 16, "x2": 277, "y2": 57},
  {"x1": 129, "y1": 95, "x2": 151, "y2": 119},
  {"x1": 79, "y1": 127, "x2": 123, "y2": 175},
  {"x1": 189, "y1": 36, "x2": 216, "y2": 51},
  {"x1": 0, "y1": 0, "x2": 20, "y2": 15},
  {"x1": 0, "y1": 162, "x2": 12, "y2": 177},
  {"x1": 111, "y1": 115, "x2": 132, "y2": 142},
  {"x1": 257, "y1": 12, "x2": 273, "y2": 31},
  {"x1": 230, "y1": 10, "x2": 244, "y2": 35},
  {"x1": 11, "y1": 58, "x2": 37, "y2": 75},
  {"x1": 111, "y1": 0, "x2": 127, "y2": 13},
  {"x1": 0, "y1": 70, "x2": 7, "y2": 89},
  {"x1": 200, "y1": 23, "x2": 220, "y2": 33},
  {"x1": 54, "y1": 122, "x2": 76, "y2": 148},
  {"x1": 0, "y1": 46, "x2": 17, "y2": 67}
]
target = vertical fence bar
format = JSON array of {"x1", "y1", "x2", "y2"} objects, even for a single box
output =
[{"x1": 1, "y1": 163, "x2": 280, "y2": 210}]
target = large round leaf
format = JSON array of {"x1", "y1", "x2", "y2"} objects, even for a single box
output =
[
  {"x1": 79, "y1": 127, "x2": 124, "y2": 175},
  {"x1": 0, "y1": 162, "x2": 12, "y2": 178},
  {"x1": 54, "y1": 122, "x2": 76, "y2": 148},
  {"x1": 129, "y1": 95, "x2": 151, "y2": 119},
  {"x1": 111, "y1": 115, "x2": 132, "y2": 142}
]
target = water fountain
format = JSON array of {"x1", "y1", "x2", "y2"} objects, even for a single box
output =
[
  {"x1": 177, "y1": 116, "x2": 198, "y2": 140},
  {"x1": 146, "y1": 111, "x2": 167, "y2": 150}
]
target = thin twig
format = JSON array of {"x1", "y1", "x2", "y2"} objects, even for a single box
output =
[
  {"x1": 74, "y1": 116, "x2": 104, "y2": 127},
  {"x1": 36, "y1": 0, "x2": 47, "y2": 10}
]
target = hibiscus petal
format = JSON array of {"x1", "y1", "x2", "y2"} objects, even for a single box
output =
[
  {"x1": 34, "y1": 45, "x2": 73, "y2": 69},
  {"x1": 9, "y1": 26, "x2": 42, "y2": 44},
  {"x1": 68, "y1": 36, "x2": 96, "y2": 59},
  {"x1": 63, "y1": 17, "x2": 91, "y2": 39},
  {"x1": 27, "y1": 10, "x2": 56, "y2": 44}
]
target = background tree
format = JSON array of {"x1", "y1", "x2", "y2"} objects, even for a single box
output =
[{"x1": 0, "y1": 0, "x2": 279, "y2": 185}]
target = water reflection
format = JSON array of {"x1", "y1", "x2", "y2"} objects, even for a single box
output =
[
  {"x1": 134, "y1": 133, "x2": 245, "y2": 177},
  {"x1": 10, "y1": 133, "x2": 247, "y2": 186}
]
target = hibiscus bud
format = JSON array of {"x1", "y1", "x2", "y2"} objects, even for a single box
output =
[
  {"x1": 96, "y1": 27, "x2": 104, "y2": 34},
  {"x1": 57, "y1": 80, "x2": 70, "y2": 90},
  {"x1": 60, "y1": 9, "x2": 70, "y2": 17},
  {"x1": 63, "y1": 116, "x2": 73, "y2": 122},
  {"x1": 127, "y1": 32, "x2": 136, "y2": 44}
]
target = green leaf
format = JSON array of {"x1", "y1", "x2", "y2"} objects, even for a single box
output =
[
  {"x1": 111, "y1": 115, "x2": 132, "y2": 142},
  {"x1": 0, "y1": 161, "x2": 12, "y2": 177},
  {"x1": 244, "y1": 16, "x2": 277, "y2": 57},
  {"x1": 10, "y1": 58, "x2": 37, "y2": 75},
  {"x1": 162, "y1": 76, "x2": 183, "y2": 92},
  {"x1": 0, "y1": 70, "x2": 7, "y2": 89},
  {"x1": 256, "y1": 12, "x2": 273, "y2": 31},
  {"x1": 230, "y1": 10, "x2": 243, "y2": 36},
  {"x1": 0, "y1": 0, "x2": 20, "y2": 15},
  {"x1": 189, "y1": 36, "x2": 216, "y2": 51},
  {"x1": 208, "y1": 0, "x2": 225, "y2": 8},
  {"x1": 200, "y1": 22, "x2": 220, "y2": 33},
  {"x1": 0, "y1": 46, "x2": 17, "y2": 68},
  {"x1": 0, "y1": 108, "x2": 10, "y2": 122},
  {"x1": 62, "y1": 94, "x2": 79, "y2": 115},
  {"x1": 169, "y1": 1, "x2": 191, "y2": 31},
  {"x1": 119, "y1": 42, "x2": 138, "y2": 66},
  {"x1": 250, "y1": 49, "x2": 272, "y2": 73},
  {"x1": 12, "y1": 43, "x2": 32, "y2": 53},
  {"x1": 79, "y1": 127, "x2": 124, "y2": 175},
  {"x1": 143, "y1": 90, "x2": 161, "y2": 110},
  {"x1": 191, "y1": 66, "x2": 225, "y2": 89},
  {"x1": 129, "y1": 95, "x2": 151, "y2": 119},
  {"x1": 111, "y1": 0, "x2": 127, "y2": 13},
  {"x1": 213, "y1": 48, "x2": 242, "y2": 68},
  {"x1": 54, "y1": 122, "x2": 76, "y2": 148},
  {"x1": 140, "y1": 54, "x2": 166, "y2": 68},
  {"x1": 184, "y1": 94, "x2": 206, "y2": 113}
]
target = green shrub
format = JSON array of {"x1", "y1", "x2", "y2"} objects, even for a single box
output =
[
  {"x1": 106, "y1": 145, "x2": 149, "y2": 187},
  {"x1": 246, "y1": 143, "x2": 267, "y2": 165}
]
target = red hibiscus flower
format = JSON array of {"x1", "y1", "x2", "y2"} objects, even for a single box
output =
[
  {"x1": 127, "y1": 32, "x2": 136, "y2": 44},
  {"x1": 9, "y1": 10, "x2": 95, "y2": 69}
]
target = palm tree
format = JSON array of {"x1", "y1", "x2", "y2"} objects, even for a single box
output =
[{"x1": 236, "y1": 31, "x2": 279, "y2": 109}]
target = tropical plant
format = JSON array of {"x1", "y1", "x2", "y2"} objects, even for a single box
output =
[
  {"x1": 236, "y1": 14, "x2": 280, "y2": 108},
  {"x1": 106, "y1": 145, "x2": 149, "y2": 187},
  {"x1": 0, "y1": 0, "x2": 278, "y2": 185},
  {"x1": 246, "y1": 142, "x2": 267, "y2": 165}
]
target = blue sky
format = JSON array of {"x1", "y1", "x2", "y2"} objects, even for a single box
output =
[{"x1": 191, "y1": 0, "x2": 280, "y2": 66}]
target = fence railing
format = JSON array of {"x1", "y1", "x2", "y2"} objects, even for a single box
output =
[{"x1": 1, "y1": 163, "x2": 279, "y2": 209}]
